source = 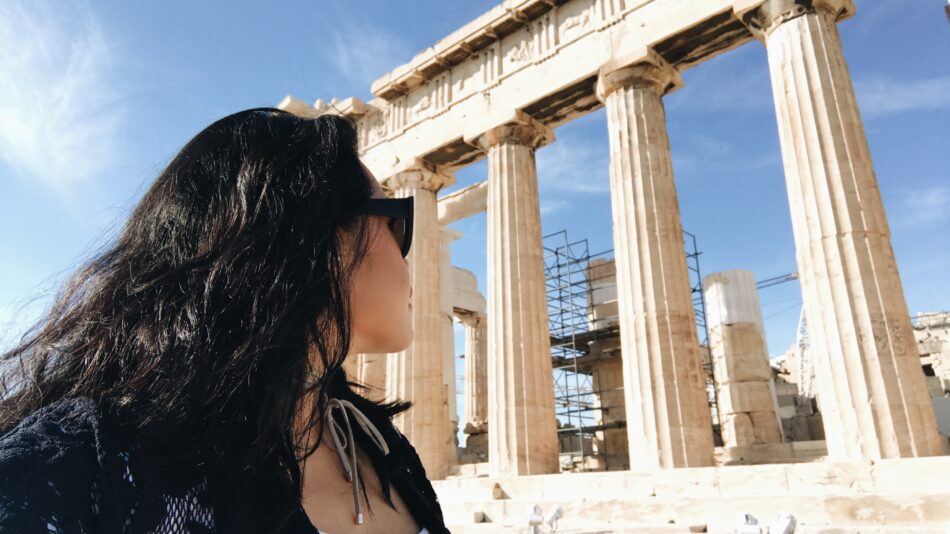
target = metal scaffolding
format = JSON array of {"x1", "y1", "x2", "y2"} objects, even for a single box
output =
[
  {"x1": 543, "y1": 228, "x2": 722, "y2": 469},
  {"x1": 543, "y1": 229, "x2": 619, "y2": 471},
  {"x1": 684, "y1": 230, "x2": 723, "y2": 447}
]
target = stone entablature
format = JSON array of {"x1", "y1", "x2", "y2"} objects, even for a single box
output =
[{"x1": 289, "y1": 1, "x2": 803, "y2": 184}]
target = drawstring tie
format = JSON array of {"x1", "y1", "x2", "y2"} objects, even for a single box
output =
[{"x1": 323, "y1": 398, "x2": 390, "y2": 525}]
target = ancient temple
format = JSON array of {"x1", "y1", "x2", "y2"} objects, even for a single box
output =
[{"x1": 280, "y1": 0, "x2": 949, "y2": 530}]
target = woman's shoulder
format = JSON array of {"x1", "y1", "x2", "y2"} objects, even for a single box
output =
[
  {"x1": 0, "y1": 396, "x2": 103, "y2": 479},
  {"x1": 0, "y1": 396, "x2": 105, "y2": 532},
  {"x1": 0, "y1": 396, "x2": 219, "y2": 533}
]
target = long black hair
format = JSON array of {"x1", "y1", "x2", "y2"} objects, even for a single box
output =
[{"x1": 0, "y1": 107, "x2": 409, "y2": 532}]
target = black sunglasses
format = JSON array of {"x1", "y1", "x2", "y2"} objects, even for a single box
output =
[{"x1": 355, "y1": 196, "x2": 414, "y2": 258}]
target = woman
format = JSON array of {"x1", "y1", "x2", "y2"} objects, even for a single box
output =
[{"x1": 0, "y1": 108, "x2": 448, "y2": 533}]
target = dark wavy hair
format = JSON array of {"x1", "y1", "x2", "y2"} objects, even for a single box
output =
[{"x1": 0, "y1": 107, "x2": 409, "y2": 532}]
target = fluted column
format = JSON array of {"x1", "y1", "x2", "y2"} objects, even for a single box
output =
[
  {"x1": 439, "y1": 226, "x2": 462, "y2": 464},
  {"x1": 341, "y1": 352, "x2": 359, "y2": 378},
  {"x1": 704, "y1": 270, "x2": 783, "y2": 447},
  {"x1": 737, "y1": 0, "x2": 943, "y2": 460},
  {"x1": 465, "y1": 111, "x2": 559, "y2": 476},
  {"x1": 385, "y1": 164, "x2": 456, "y2": 479},
  {"x1": 352, "y1": 353, "x2": 388, "y2": 401},
  {"x1": 595, "y1": 48, "x2": 715, "y2": 471},
  {"x1": 460, "y1": 311, "x2": 488, "y2": 433},
  {"x1": 591, "y1": 354, "x2": 629, "y2": 470}
]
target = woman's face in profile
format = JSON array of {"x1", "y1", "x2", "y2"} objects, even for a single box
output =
[{"x1": 346, "y1": 163, "x2": 413, "y2": 355}]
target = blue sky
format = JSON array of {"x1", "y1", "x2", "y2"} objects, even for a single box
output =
[{"x1": 1, "y1": 0, "x2": 948, "y2": 408}]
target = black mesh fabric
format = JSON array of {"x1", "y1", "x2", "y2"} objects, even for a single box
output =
[{"x1": 0, "y1": 396, "x2": 448, "y2": 533}]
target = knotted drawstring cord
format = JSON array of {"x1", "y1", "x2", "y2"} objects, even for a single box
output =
[{"x1": 323, "y1": 398, "x2": 390, "y2": 525}]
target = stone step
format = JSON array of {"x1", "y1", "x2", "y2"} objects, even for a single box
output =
[
  {"x1": 444, "y1": 526, "x2": 950, "y2": 534},
  {"x1": 450, "y1": 461, "x2": 491, "y2": 478},
  {"x1": 446, "y1": 525, "x2": 699, "y2": 534},
  {"x1": 436, "y1": 457, "x2": 950, "y2": 503},
  {"x1": 440, "y1": 494, "x2": 950, "y2": 533},
  {"x1": 805, "y1": 529, "x2": 950, "y2": 534},
  {"x1": 433, "y1": 457, "x2": 950, "y2": 532}
]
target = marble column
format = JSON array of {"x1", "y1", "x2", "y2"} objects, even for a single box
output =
[
  {"x1": 439, "y1": 226, "x2": 462, "y2": 462},
  {"x1": 704, "y1": 270, "x2": 783, "y2": 447},
  {"x1": 737, "y1": 0, "x2": 943, "y2": 460},
  {"x1": 341, "y1": 352, "x2": 359, "y2": 377},
  {"x1": 590, "y1": 352, "x2": 629, "y2": 471},
  {"x1": 460, "y1": 311, "x2": 488, "y2": 433},
  {"x1": 385, "y1": 164, "x2": 456, "y2": 479},
  {"x1": 351, "y1": 353, "x2": 388, "y2": 401},
  {"x1": 466, "y1": 111, "x2": 559, "y2": 476},
  {"x1": 595, "y1": 48, "x2": 715, "y2": 470}
]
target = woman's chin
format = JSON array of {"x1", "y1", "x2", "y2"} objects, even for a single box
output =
[
  {"x1": 372, "y1": 331, "x2": 413, "y2": 354},
  {"x1": 394, "y1": 331, "x2": 414, "y2": 352}
]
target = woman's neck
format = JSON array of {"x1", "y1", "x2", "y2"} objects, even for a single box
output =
[{"x1": 292, "y1": 388, "x2": 326, "y2": 467}]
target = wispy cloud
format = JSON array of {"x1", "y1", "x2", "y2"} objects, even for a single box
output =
[
  {"x1": 536, "y1": 137, "x2": 611, "y2": 194},
  {"x1": 540, "y1": 198, "x2": 570, "y2": 215},
  {"x1": 319, "y1": 17, "x2": 417, "y2": 94},
  {"x1": 667, "y1": 45, "x2": 773, "y2": 115},
  {"x1": 0, "y1": 278, "x2": 56, "y2": 353},
  {"x1": 848, "y1": 0, "x2": 927, "y2": 38},
  {"x1": 854, "y1": 76, "x2": 950, "y2": 119},
  {"x1": 674, "y1": 132, "x2": 779, "y2": 177},
  {"x1": 893, "y1": 185, "x2": 950, "y2": 228},
  {"x1": 0, "y1": 1, "x2": 127, "y2": 214}
]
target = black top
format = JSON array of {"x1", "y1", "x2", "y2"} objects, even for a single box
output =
[{"x1": 0, "y1": 396, "x2": 449, "y2": 533}]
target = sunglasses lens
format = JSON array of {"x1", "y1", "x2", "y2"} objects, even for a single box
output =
[{"x1": 390, "y1": 218, "x2": 407, "y2": 255}]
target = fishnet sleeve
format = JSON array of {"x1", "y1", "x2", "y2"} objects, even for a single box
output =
[{"x1": 0, "y1": 401, "x2": 101, "y2": 533}]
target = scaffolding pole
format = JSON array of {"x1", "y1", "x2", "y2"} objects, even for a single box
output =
[{"x1": 684, "y1": 230, "x2": 723, "y2": 446}]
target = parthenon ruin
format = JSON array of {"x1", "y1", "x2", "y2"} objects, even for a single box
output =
[{"x1": 279, "y1": 0, "x2": 950, "y2": 530}]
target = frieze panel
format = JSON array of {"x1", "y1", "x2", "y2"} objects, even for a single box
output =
[
  {"x1": 453, "y1": 55, "x2": 480, "y2": 97},
  {"x1": 558, "y1": 0, "x2": 594, "y2": 42},
  {"x1": 503, "y1": 26, "x2": 535, "y2": 72},
  {"x1": 359, "y1": 109, "x2": 388, "y2": 148},
  {"x1": 407, "y1": 84, "x2": 431, "y2": 123}
]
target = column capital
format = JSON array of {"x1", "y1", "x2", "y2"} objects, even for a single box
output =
[
  {"x1": 457, "y1": 310, "x2": 485, "y2": 328},
  {"x1": 733, "y1": 0, "x2": 855, "y2": 41},
  {"x1": 464, "y1": 110, "x2": 555, "y2": 153},
  {"x1": 383, "y1": 158, "x2": 456, "y2": 194},
  {"x1": 439, "y1": 225, "x2": 463, "y2": 246},
  {"x1": 595, "y1": 47, "x2": 683, "y2": 103}
]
